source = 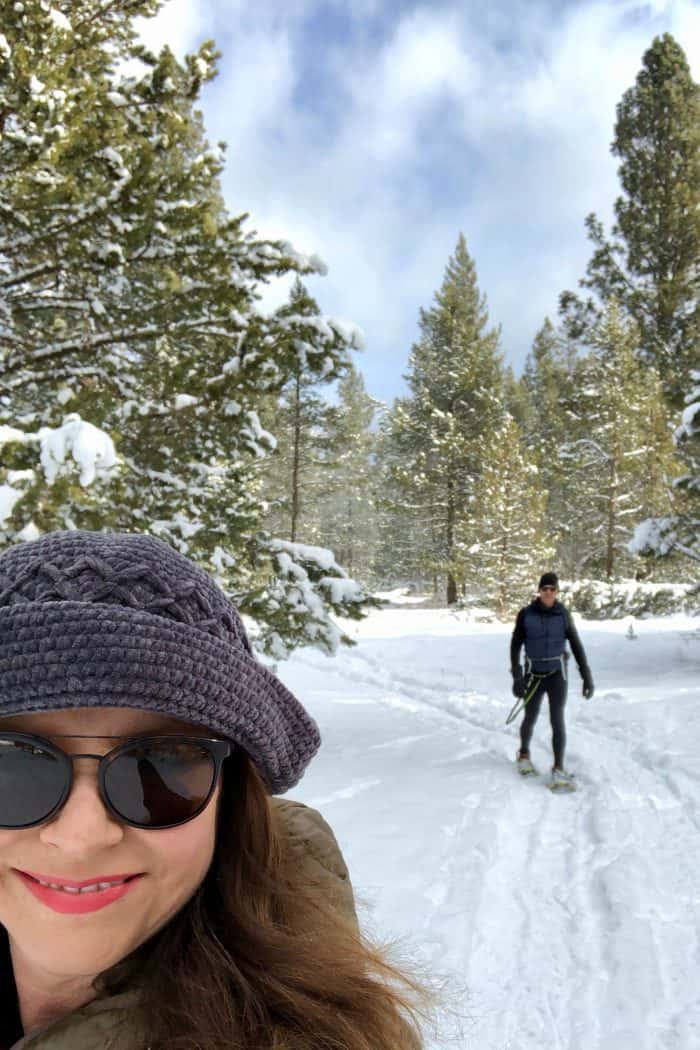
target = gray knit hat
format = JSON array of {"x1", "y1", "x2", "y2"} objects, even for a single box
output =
[{"x1": 0, "y1": 530, "x2": 320, "y2": 793}]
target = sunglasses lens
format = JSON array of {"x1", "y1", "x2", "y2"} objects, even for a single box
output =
[
  {"x1": 0, "y1": 738, "x2": 67, "y2": 827},
  {"x1": 104, "y1": 741, "x2": 217, "y2": 828}
]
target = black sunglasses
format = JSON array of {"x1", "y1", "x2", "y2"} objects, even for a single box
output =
[{"x1": 0, "y1": 733, "x2": 232, "y2": 830}]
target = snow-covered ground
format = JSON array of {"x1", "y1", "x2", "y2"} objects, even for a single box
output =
[{"x1": 277, "y1": 607, "x2": 700, "y2": 1050}]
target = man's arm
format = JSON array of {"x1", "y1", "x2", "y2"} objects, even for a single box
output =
[
  {"x1": 564, "y1": 608, "x2": 587, "y2": 669},
  {"x1": 565, "y1": 609, "x2": 594, "y2": 697},
  {"x1": 510, "y1": 609, "x2": 526, "y2": 675}
]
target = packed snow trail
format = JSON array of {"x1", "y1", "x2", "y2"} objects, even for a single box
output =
[{"x1": 276, "y1": 609, "x2": 700, "y2": 1050}]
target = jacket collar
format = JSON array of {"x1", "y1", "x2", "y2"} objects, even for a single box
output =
[
  {"x1": 530, "y1": 597, "x2": 562, "y2": 613},
  {"x1": 9, "y1": 989, "x2": 142, "y2": 1049}
]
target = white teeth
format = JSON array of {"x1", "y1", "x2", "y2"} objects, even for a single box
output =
[{"x1": 35, "y1": 877, "x2": 128, "y2": 893}]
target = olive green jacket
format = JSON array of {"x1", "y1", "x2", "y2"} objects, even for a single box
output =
[{"x1": 6, "y1": 799, "x2": 357, "y2": 1049}]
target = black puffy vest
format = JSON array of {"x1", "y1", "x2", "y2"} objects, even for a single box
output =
[{"x1": 522, "y1": 601, "x2": 567, "y2": 672}]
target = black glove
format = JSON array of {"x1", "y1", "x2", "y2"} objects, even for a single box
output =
[
  {"x1": 581, "y1": 668, "x2": 594, "y2": 700},
  {"x1": 512, "y1": 674, "x2": 526, "y2": 699}
]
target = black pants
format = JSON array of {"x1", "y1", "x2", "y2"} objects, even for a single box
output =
[{"x1": 519, "y1": 669, "x2": 567, "y2": 768}]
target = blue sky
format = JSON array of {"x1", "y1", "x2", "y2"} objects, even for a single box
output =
[{"x1": 139, "y1": 0, "x2": 700, "y2": 405}]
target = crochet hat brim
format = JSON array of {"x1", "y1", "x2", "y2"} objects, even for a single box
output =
[{"x1": 0, "y1": 601, "x2": 320, "y2": 794}]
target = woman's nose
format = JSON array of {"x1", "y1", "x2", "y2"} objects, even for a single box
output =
[{"x1": 38, "y1": 765, "x2": 124, "y2": 854}]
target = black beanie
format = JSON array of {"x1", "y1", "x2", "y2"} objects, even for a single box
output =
[{"x1": 538, "y1": 572, "x2": 559, "y2": 590}]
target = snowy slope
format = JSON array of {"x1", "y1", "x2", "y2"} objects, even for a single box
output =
[{"x1": 276, "y1": 608, "x2": 700, "y2": 1050}]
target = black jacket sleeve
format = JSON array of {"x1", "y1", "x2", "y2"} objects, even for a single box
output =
[
  {"x1": 510, "y1": 609, "x2": 526, "y2": 676},
  {"x1": 565, "y1": 608, "x2": 589, "y2": 675}
]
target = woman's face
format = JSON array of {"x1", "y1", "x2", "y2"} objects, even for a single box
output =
[{"x1": 0, "y1": 707, "x2": 221, "y2": 985}]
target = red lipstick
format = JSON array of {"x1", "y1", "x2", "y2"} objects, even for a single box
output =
[{"x1": 15, "y1": 869, "x2": 143, "y2": 915}]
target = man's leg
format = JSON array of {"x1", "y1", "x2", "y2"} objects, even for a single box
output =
[
  {"x1": 547, "y1": 671, "x2": 568, "y2": 769},
  {"x1": 519, "y1": 682, "x2": 546, "y2": 756}
]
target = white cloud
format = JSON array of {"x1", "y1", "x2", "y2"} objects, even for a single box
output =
[
  {"x1": 367, "y1": 10, "x2": 474, "y2": 116},
  {"x1": 135, "y1": 0, "x2": 216, "y2": 58}
]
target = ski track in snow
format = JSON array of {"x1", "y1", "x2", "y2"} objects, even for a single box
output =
[{"x1": 279, "y1": 612, "x2": 700, "y2": 1050}]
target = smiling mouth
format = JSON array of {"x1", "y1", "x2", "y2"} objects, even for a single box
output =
[{"x1": 17, "y1": 871, "x2": 142, "y2": 894}]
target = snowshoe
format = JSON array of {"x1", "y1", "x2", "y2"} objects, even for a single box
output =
[
  {"x1": 549, "y1": 767, "x2": 576, "y2": 793},
  {"x1": 516, "y1": 752, "x2": 538, "y2": 777}
]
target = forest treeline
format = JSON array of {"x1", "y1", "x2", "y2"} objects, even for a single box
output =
[{"x1": 0, "y1": 5, "x2": 697, "y2": 654}]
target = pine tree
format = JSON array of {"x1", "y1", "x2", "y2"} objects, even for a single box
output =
[
  {"x1": 382, "y1": 235, "x2": 505, "y2": 603},
  {"x1": 562, "y1": 300, "x2": 681, "y2": 578},
  {"x1": 260, "y1": 366, "x2": 332, "y2": 544},
  {"x1": 455, "y1": 416, "x2": 552, "y2": 618},
  {"x1": 522, "y1": 318, "x2": 580, "y2": 571},
  {"x1": 0, "y1": 1, "x2": 368, "y2": 656},
  {"x1": 314, "y1": 363, "x2": 380, "y2": 582},
  {"x1": 372, "y1": 405, "x2": 431, "y2": 591},
  {"x1": 259, "y1": 280, "x2": 348, "y2": 544},
  {"x1": 630, "y1": 369, "x2": 700, "y2": 567},
  {"x1": 671, "y1": 373, "x2": 699, "y2": 564},
  {"x1": 523, "y1": 318, "x2": 578, "y2": 408},
  {"x1": 503, "y1": 365, "x2": 534, "y2": 432},
  {"x1": 0, "y1": 4, "x2": 235, "y2": 409},
  {"x1": 560, "y1": 34, "x2": 700, "y2": 408}
]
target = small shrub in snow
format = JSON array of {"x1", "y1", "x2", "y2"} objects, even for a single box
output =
[{"x1": 558, "y1": 578, "x2": 691, "y2": 619}]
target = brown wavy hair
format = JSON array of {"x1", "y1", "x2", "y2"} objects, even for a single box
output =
[{"x1": 98, "y1": 748, "x2": 437, "y2": 1049}]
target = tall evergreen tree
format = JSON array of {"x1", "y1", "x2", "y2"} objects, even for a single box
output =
[
  {"x1": 314, "y1": 363, "x2": 379, "y2": 582},
  {"x1": 259, "y1": 280, "x2": 348, "y2": 544},
  {"x1": 523, "y1": 318, "x2": 577, "y2": 406},
  {"x1": 372, "y1": 405, "x2": 431, "y2": 591},
  {"x1": 383, "y1": 234, "x2": 505, "y2": 603},
  {"x1": 562, "y1": 300, "x2": 681, "y2": 578},
  {"x1": 455, "y1": 416, "x2": 552, "y2": 618},
  {"x1": 503, "y1": 365, "x2": 534, "y2": 432},
  {"x1": 630, "y1": 368, "x2": 700, "y2": 568},
  {"x1": 560, "y1": 34, "x2": 700, "y2": 408},
  {"x1": 522, "y1": 318, "x2": 580, "y2": 572},
  {"x1": 0, "y1": 1, "x2": 368, "y2": 657}
]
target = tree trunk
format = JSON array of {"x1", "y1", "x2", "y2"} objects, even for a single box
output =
[
  {"x1": 446, "y1": 473, "x2": 457, "y2": 605},
  {"x1": 500, "y1": 532, "x2": 508, "y2": 617},
  {"x1": 605, "y1": 445, "x2": 618, "y2": 579},
  {"x1": 346, "y1": 495, "x2": 353, "y2": 576},
  {"x1": 290, "y1": 374, "x2": 301, "y2": 542}
]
